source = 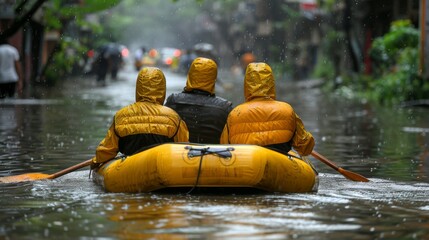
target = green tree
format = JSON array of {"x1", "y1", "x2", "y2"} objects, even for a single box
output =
[
  {"x1": 1, "y1": 0, "x2": 121, "y2": 85},
  {"x1": 333, "y1": 20, "x2": 429, "y2": 105},
  {"x1": 367, "y1": 19, "x2": 428, "y2": 104},
  {"x1": 41, "y1": 0, "x2": 121, "y2": 84},
  {"x1": 0, "y1": 0, "x2": 47, "y2": 39}
]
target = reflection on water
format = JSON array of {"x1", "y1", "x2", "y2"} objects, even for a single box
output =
[
  {"x1": 1, "y1": 68, "x2": 429, "y2": 239},
  {"x1": 2, "y1": 171, "x2": 429, "y2": 239}
]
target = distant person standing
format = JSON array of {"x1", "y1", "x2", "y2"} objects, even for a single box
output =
[
  {"x1": 107, "y1": 44, "x2": 123, "y2": 80},
  {"x1": 0, "y1": 38, "x2": 23, "y2": 98},
  {"x1": 134, "y1": 46, "x2": 146, "y2": 71},
  {"x1": 93, "y1": 45, "x2": 110, "y2": 86},
  {"x1": 240, "y1": 51, "x2": 256, "y2": 74},
  {"x1": 178, "y1": 49, "x2": 197, "y2": 74}
]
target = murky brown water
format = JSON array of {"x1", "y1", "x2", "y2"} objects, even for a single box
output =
[{"x1": 1, "y1": 65, "x2": 429, "y2": 239}]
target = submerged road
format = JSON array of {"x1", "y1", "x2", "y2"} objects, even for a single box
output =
[{"x1": 1, "y1": 63, "x2": 429, "y2": 239}]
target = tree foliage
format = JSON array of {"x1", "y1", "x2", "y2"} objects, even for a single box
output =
[
  {"x1": 369, "y1": 20, "x2": 419, "y2": 77},
  {"x1": 334, "y1": 20, "x2": 429, "y2": 105},
  {"x1": 38, "y1": 0, "x2": 120, "y2": 84},
  {"x1": 366, "y1": 20, "x2": 428, "y2": 104}
]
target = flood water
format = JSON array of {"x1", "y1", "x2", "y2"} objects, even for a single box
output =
[{"x1": 1, "y1": 65, "x2": 429, "y2": 239}]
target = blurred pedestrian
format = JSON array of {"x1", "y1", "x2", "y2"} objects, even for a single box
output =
[
  {"x1": 107, "y1": 44, "x2": 123, "y2": 80},
  {"x1": 165, "y1": 57, "x2": 232, "y2": 144},
  {"x1": 194, "y1": 43, "x2": 218, "y2": 64},
  {"x1": 134, "y1": 46, "x2": 146, "y2": 71},
  {"x1": 220, "y1": 62, "x2": 315, "y2": 156},
  {"x1": 240, "y1": 51, "x2": 256, "y2": 74},
  {"x1": 93, "y1": 45, "x2": 109, "y2": 86},
  {"x1": 178, "y1": 49, "x2": 196, "y2": 74},
  {"x1": 91, "y1": 67, "x2": 189, "y2": 168},
  {"x1": 0, "y1": 38, "x2": 23, "y2": 98}
]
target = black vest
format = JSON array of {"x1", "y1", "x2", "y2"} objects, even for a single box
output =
[{"x1": 165, "y1": 90, "x2": 232, "y2": 143}]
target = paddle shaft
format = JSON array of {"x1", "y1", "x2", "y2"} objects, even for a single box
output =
[
  {"x1": 311, "y1": 151, "x2": 340, "y2": 171},
  {"x1": 48, "y1": 159, "x2": 93, "y2": 179}
]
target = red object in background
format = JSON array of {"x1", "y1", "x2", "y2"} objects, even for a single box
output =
[
  {"x1": 121, "y1": 47, "x2": 129, "y2": 58},
  {"x1": 149, "y1": 49, "x2": 158, "y2": 58},
  {"x1": 300, "y1": 1, "x2": 317, "y2": 11},
  {"x1": 165, "y1": 57, "x2": 173, "y2": 65},
  {"x1": 173, "y1": 49, "x2": 181, "y2": 57},
  {"x1": 87, "y1": 49, "x2": 94, "y2": 58},
  {"x1": 364, "y1": 30, "x2": 372, "y2": 75},
  {"x1": 241, "y1": 52, "x2": 256, "y2": 66}
]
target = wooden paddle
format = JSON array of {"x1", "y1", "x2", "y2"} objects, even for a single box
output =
[
  {"x1": 311, "y1": 150, "x2": 369, "y2": 182},
  {"x1": 0, "y1": 159, "x2": 92, "y2": 183}
]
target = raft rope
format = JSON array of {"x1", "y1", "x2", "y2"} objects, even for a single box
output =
[
  {"x1": 185, "y1": 146, "x2": 235, "y2": 194},
  {"x1": 187, "y1": 151, "x2": 206, "y2": 194}
]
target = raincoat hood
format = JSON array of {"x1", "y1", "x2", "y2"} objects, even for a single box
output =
[
  {"x1": 135, "y1": 67, "x2": 166, "y2": 104},
  {"x1": 185, "y1": 57, "x2": 217, "y2": 94},
  {"x1": 244, "y1": 62, "x2": 276, "y2": 101}
]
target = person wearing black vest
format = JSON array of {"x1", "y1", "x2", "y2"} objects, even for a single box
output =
[{"x1": 165, "y1": 57, "x2": 233, "y2": 144}]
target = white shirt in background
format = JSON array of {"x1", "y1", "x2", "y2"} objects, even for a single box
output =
[{"x1": 0, "y1": 44, "x2": 20, "y2": 84}]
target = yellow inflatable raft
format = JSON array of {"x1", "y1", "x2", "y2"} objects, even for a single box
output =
[{"x1": 92, "y1": 143, "x2": 318, "y2": 193}]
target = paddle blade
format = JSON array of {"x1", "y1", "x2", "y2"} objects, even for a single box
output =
[
  {"x1": 0, "y1": 173, "x2": 52, "y2": 183},
  {"x1": 311, "y1": 151, "x2": 370, "y2": 182},
  {"x1": 338, "y1": 167, "x2": 369, "y2": 182},
  {"x1": 0, "y1": 159, "x2": 93, "y2": 184}
]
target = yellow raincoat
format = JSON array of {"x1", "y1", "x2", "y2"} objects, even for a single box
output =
[
  {"x1": 184, "y1": 57, "x2": 217, "y2": 94},
  {"x1": 220, "y1": 62, "x2": 314, "y2": 156},
  {"x1": 93, "y1": 67, "x2": 188, "y2": 164}
]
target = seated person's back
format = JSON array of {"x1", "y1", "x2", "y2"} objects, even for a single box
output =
[
  {"x1": 165, "y1": 57, "x2": 232, "y2": 143},
  {"x1": 220, "y1": 62, "x2": 314, "y2": 156}
]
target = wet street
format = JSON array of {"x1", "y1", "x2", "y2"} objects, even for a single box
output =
[{"x1": 1, "y1": 64, "x2": 429, "y2": 239}]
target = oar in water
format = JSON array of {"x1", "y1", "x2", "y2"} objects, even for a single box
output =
[
  {"x1": 0, "y1": 159, "x2": 92, "y2": 183},
  {"x1": 311, "y1": 151, "x2": 369, "y2": 182}
]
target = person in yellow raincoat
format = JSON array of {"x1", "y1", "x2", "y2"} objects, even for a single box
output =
[
  {"x1": 165, "y1": 57, "x2": 232, "y2": 143},
  {"x1": 92, "y1": 67, "x2": 189, "y2": 167},
  {"x1": 220, "y1": 62, "x2": 314, "y2": 156}
]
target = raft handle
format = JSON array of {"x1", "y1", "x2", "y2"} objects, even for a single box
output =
[{"x1": 185, "y1": 146, "x2": 235, "y2": 158}]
